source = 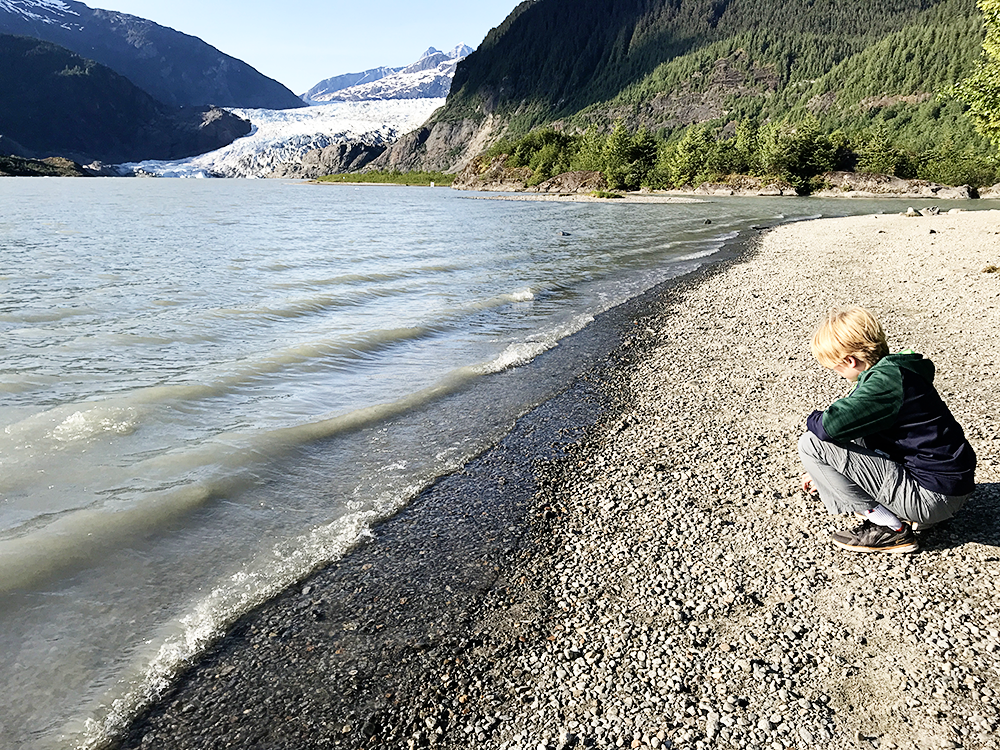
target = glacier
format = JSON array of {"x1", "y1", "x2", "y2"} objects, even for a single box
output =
[
  {"x1": 115, "y1": 44, "x2": 473, "y2": 178},
  {"x1": 117, "y1": 99, "x2": 445, "y2": 179}
]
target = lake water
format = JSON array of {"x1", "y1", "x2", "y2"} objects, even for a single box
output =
[{"x1": 0, "y1": 178, "x2": 974, "y2": 749}]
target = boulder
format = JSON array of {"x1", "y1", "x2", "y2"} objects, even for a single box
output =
[
  {"x1": 526, "y1": 171, "x2": 607, "y2": 193},
  {"x1": 934, "y1": 184, "x2": 977, "y2": 200},
  {"x1": 815, "y1": 172, "x2": 976, "y2": 199}
]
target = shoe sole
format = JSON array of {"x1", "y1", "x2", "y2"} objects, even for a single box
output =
[{"x1": 831, "y1": 538, "x2": 919, "y2": 554}]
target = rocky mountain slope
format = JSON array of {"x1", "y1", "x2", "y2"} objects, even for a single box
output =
[
  {"x1": 0, "y1": 0, "x2": 303, "y2": 108},
  {"x1": 0, "y1": 33, "x2": 251, "y2": 164},
  {"x1": 376, "y1": 0, "x2": 985, "y2": 173},
  {"x1": 302, "y1": 46, "x2": 473, "y2": 104}
]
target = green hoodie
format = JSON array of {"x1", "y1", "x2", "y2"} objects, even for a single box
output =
[{"x1": 806, "y1": 352, "x2": 976, "y2": 495}]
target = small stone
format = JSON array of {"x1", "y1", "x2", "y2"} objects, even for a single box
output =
[{"x1": 706, "y1": 712, "x2": 721, "y2": 739}]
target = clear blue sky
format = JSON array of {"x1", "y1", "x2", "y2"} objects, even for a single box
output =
[{"x1": 93, "y1": 0, "x2": 522, "y2": 94}]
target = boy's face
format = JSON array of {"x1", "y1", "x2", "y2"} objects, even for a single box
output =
[{"x1": 830, "y1": 356, "x2": 869, "y2": 382}]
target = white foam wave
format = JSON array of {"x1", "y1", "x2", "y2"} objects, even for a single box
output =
[
  {"x1": 50, "y1": 407, "x2": 138, "y2": 443},
  {"x1": 507, "y1": 289, "x2": 535, "y2": 302},
  {"x1": 673, "y1": 232, "x2": 739, "y2": 262},
  {"x1": 475, "y1": 313, "x2": 596, "y2": 374}
]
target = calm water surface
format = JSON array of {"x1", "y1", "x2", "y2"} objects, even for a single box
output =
[{"x1": 0, "y1": 178, "x2": 971, "y2": 748}]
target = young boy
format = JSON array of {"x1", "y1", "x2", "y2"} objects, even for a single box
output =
[{"x1": 798, "y1": 307, "x2": 976, "y2": 553}]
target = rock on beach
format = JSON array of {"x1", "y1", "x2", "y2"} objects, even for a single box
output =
[{"x1": 116, "y1": 211, "x2": 1000, "y2": 750}]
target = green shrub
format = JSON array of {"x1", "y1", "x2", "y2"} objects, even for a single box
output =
[{"x1": 315, "y1": 171, "x2": 455, "y2": 186}]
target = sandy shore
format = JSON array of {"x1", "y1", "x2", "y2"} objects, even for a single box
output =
[{"x1": 115, "y1": 210, "x2": 999, "y2": 750}]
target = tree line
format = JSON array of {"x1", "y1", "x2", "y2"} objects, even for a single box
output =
[{"x1": 482, "y1": 117, "x2": 999, "y2": 193}]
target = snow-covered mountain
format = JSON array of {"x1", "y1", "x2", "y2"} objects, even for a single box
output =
[
  {"x1": 301, "y1": 66, "x2": 401, "y2": 102},
  {"x1": 302, "y1": 45, "x2": 473, "y2": 104},
  {"x1": 118, "y1": 99, "x2": 445, "y2": 178},
  {"x1": 0, "y1": 0, "x2": 304, "y2": 108},
  {"x1": 0, "y1": 0, "x2": 81, "y2": 28}
]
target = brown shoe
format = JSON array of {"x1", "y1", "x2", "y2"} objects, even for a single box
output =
[{"x1": 830, "y1": 520, "x2": 919, "y2": 553}]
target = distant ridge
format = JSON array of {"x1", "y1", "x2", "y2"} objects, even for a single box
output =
[
  {"x1": 0, "y1": 33, "x2": 251, "y2": 164},
  {"x1": 302, "y1": 45, "x2": 473, "y2": 104},
  {"x1": 0, "y1": 0, "x2": 304, "y2": 108}
]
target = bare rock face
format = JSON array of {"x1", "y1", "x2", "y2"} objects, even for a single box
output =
[
  {"x1": 577, "y1": 51, "x2": 780, "y2": 133},
  {"x1": 167, "y1": 107, "x2": 253, "y2": 159},
  {"x1": 814, "y1": 171, "x2": 977, "y2": 199},
  {"x1": 526, "y1": 171, "x2": 607, "y2": 193},
  {"x1": 268, "y1": 142, "x2": 386, "y2": 179},
  {"x1": 451, "y1": 155, "x2": 533, "y2": 191},
  {"x1": 688, "y1": 177, "x2": 796, "y2": 196},
  {"x1": 371, "y1": 117, "x2": 495, "y2": 173}
]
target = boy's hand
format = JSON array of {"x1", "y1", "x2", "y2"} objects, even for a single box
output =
[{"x1": 800, "y1": 472, "x2": 819, "y2": 497}]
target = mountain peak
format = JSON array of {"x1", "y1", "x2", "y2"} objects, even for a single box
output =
[
  {"x1": 448, "y1": 44, "x2": 474, "y2": 59},
  {"x1": 303, "y1": 44, "x2": 473, "y2": 105}
]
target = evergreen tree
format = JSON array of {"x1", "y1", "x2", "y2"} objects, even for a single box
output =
[
  {"x1": 603, "y1": 120, "x2": 635, "y2": 189},
  {"x1": 954, "y1": 0, "x2": 1000, "y2": 145},
  {"x1": 856, "y1": 124, "x2": 911, "y2": 175},
  {"x1": 571, "y1": 126, "x2": 606, "y2": 171},
  {"x1": 734, "y1": 121, "x2": 760, "y2": 175},
  {"x1": 668, "y1": 124, "x2": 715, "y2": 186}
]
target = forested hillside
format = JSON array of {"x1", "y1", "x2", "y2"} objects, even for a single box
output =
[
  {"x1": 452, "y1": 0, "x2": 950, "y2": 120},
  {"x1": 447, "y1": 0, "x2": 980, "y2": 131},
  {"x1": 381, "y1": 0, "x2": 994, "y2": 186},
  {"x1": 0, "y1": 0, "x2": 304, "y2": 109},
  {"x1": 0, "y1": 34, "x2": 251, "y2": 165}
]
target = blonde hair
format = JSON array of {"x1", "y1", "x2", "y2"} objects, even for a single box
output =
[{"x1": 811, "y1": 307, "x2": 889, "y2": 368}]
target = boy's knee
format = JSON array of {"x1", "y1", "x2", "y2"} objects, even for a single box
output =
[{"x1": 798, "y1": 430, "x2": 820, "y2": 460}]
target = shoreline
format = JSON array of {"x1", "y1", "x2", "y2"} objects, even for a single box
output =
[{"x1": 111, "y1": 211, "x2": 999, "y2": 750}]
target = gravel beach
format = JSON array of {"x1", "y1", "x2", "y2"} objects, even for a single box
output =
[{"x1": 115, "y1": 209, "x2": 999, "y2": 750}]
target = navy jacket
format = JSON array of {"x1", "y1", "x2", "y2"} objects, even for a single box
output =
[{"x1": 807, "y1": 352, "x2": 976, "y2": 496}]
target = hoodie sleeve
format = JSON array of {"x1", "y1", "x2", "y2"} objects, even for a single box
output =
[{"x1": 808, "y1": 366, "x2": 905, "y2": 442}]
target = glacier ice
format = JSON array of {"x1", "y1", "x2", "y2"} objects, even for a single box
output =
[{"x1": 118, "y1": 100, "x2": 445, "y2": 179}]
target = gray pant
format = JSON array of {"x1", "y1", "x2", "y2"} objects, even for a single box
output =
[{"x1": 798, "y1": 431, "x2": 970, "y2": 525}]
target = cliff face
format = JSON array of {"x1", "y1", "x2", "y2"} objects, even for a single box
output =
[
  {"x1": 0, "y1": 34, "x2": 251, "y2": 164},
  {"x1": 0, "y1": 0, "x2": 304, "y2": 109},
  {"x1": 370, "y1": 117, "x2": 501, "y2": 173}
]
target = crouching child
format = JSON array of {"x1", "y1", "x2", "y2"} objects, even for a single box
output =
[{"x1": 798, "y1": 307, "x2": 976, "y2": 553}]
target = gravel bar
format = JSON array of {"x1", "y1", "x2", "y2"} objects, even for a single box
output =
[{"x1": 114, "y1": 210, "x2": 1000, "y2": 750}]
